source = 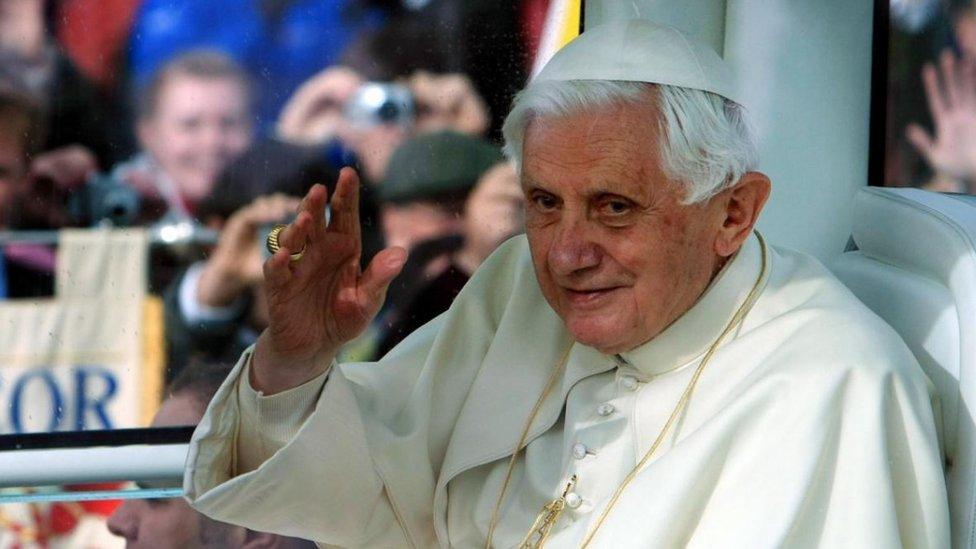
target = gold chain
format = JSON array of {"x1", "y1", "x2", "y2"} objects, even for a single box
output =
[
  {"x1": 484, "y1": 233, "x2": 768, "y2": 549},
  {"x1": 519, "y1": 475, "x2": 577, "y2": 548},
  {"x1": 485, "y1": 341, "x2": 576, "y2": 548}
]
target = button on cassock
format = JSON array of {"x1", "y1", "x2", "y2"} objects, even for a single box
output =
[
  {"x1": 564, "y1": 492, "x2": 582, "y2": 509},
  {"x1": 597, "y1": 402, "x2": 615, "y2": 416},
  {"x1": 572, "y1": 443, "x2": 588, "y2": 460},
  {"x1": 621, "y1": 376, "x2": 639, "y2": 391}
]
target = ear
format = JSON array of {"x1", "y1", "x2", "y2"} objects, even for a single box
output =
[
  {"x1": 241, "y1": 530, "x2": 279, "y2": 548},
  {"x1": 713, "y1": 171, "x2": 771, "y2": 257}
]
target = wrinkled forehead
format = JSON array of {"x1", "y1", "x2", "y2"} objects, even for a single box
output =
[{"x1": 520, "y1": 100, "x2": 669, "y2": 195}]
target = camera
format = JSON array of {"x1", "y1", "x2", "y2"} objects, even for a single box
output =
[
  {"x1": 67, "y1": 173, "x2": 141, "y2": 227},
  {"x1": 344, "y1": 82, "x2": 415, "y2": 128}
]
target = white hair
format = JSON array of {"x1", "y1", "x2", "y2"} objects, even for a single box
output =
[{"x1": 501, "y1": 80, "x2": 759, "y2": 204}]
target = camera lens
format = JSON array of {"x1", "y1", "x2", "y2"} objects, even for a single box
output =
[{"x1": 377, "y1": 100, "x2": 401, "y2": 123}]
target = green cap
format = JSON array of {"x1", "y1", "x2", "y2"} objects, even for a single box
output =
[{"x1": 379, "y1": 131, "x2": 503, "y2": 203}]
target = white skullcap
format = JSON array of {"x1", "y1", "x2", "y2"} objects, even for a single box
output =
[{"x1": 534, "y1": 19, "x2": 743, "y2": 106}]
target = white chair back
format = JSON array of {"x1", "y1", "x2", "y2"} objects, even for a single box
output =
[{"x1": 832, "y1": 187, "x2": 976, "y2": 548}]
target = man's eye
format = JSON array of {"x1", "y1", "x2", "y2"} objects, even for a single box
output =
[
  {"x1": 532, "y1": 194, "x2": 558, "y2": 210},
  {"x1": 602, "y1": 199, "x2": 632, "y2": 215}
]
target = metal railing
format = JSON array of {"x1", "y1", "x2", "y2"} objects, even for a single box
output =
[
  {"x1": 0, "y1": 427, "x2": 193, "y2": 503},
  {"x1": 0, "y1": 220, "x2": 219, "y2": 247}
]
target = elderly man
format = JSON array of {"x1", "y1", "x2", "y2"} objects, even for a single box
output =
[{"x1": 184, "y1": 20, "x2": 949, "y2": 547}]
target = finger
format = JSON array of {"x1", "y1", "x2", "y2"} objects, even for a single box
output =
[
  {"x1": 280, "y1": 210, "x2": 315, "y2": 253},
  {"x1": 942, "y1": 50, "x2": 962, "y2": 108},
  {"x1": 358, "y1": 246, "x2": 408, "y2": 309},
  {"x1": 281, "y1": 185, "x2": 327, "y2": 245},
  {"x1": 923, "y1": 63, "x2": 947, "y2": 123},
  {"x1": 302, "y1": 184, "x2": 329, "y2": 229},
  {"x1": 963, "y1": 60, "x2": 976, "y2": 108},
  {"x1": 906, "y1": 124, "x2": 935, "y2": 159},
  {"x1": 329, "y1": 167, "x2": 362, "y2": 244},
  {"x1": 263, "y1": 248, "x2": 294, "y2": 289},
  {"x1": 303, "y1": 186, "x2": 329, "y2": 242}
]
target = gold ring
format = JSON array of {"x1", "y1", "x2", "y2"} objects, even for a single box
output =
[{"x1": 266, "y1": 224, "x2": 307, "y2": 261}]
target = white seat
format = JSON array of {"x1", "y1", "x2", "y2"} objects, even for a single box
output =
[{"x1": 832, "y1": 187, "x2": 976, "y2": 548}]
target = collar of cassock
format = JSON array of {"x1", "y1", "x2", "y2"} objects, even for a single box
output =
[{"x1": 615, "y1": 232, "x2": 766, "y2": 379}]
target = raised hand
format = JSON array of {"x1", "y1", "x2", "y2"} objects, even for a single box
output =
[
  {"x1": 276, "y1": 66, "x2": 363, "y2": 146},
  {"x1": 907, "y1": 49, "x2": 976, "y2": 184},
  {"x1": 251, "y1": 168, "x2": 407, "y2": 393}
]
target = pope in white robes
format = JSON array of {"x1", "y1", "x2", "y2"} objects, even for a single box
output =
[{"x1": 184, "y1": 19, "x2": 950, "y2": 548}]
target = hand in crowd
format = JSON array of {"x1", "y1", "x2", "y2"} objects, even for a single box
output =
[
  {"x1": 277, "y1": 66, "x2": 364, "y2": 146},
  {"x1": 408, "y1": 71, "x2": 490, "y2": 137},
  {"x1": 253, "y1": 168, "x2": 407, "y2": 393},
  {"x1": 196, "y1": 194, "x2": 300, "y2": 308},
  {"x1": 30, "y1": 145, "x2": 97, "y2": 190},
  {"x1": 13, "y1": 145, "x2": 98, "y2": 228},
  {"x1": 907, "y1": 49, "x2": 976, "y2": 188}
]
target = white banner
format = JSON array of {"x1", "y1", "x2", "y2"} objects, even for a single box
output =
[{"x1": 0, "y1": 228, "x2": 158, "y2": 434}]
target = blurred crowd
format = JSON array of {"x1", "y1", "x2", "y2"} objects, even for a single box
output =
[
  {"x1": 0, "y1": 0, "x2": 556, "y2": 384},
  {"x1": 0, "y1": 0, "x2": 548, "y2": 543}
]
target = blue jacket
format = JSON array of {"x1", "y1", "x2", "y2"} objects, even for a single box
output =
[{"x1": 129, "y1": 0, "x2": 382, "y2": 130}]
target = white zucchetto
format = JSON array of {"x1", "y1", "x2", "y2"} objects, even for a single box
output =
[{"x1": 534, "y1": 18, "x2": 743, "y2": 106}]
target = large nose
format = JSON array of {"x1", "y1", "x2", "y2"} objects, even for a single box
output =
[
  {"x1": 107, "y1": 500, "x2": 138, "y2": 540},
  {"x1": 547, "y1": 215, "x2": 601, "y2": 276}
]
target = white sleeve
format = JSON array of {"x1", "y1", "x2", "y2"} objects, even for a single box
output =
[
  {"x1": 183, "y1": 348, "x2": 410, "y2": 546},
  {"x1": 235, "y1": 358, "x2": 330, "y2": 473}
]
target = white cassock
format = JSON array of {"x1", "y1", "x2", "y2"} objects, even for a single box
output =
[{"x1": 183, "y1": 232, "x2": 949, "y2": 548}]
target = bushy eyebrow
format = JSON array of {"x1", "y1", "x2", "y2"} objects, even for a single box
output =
[{"x1": 520, "y1": 175, "x2": 649, "y2": 205}]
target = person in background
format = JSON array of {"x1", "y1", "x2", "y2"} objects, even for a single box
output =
[
  {"x1": 277, "y1": 66, "x2": 491, "y2": 187},
  {"x1": 905, "y1": 1, "x2": 976, "y2": 192},
  {"x1": 107, "y1": 361, "x2": 315, "y2": 548},
  {"x1": 111, "y1": 50, "x2": 254, "y2": 224},
  {"x1": 0, "y1": 0, "x2": 123, "y2": 167},
  {"x1": 0, "y1": 88, "x2": 53, "y2": 298},
  {"x1": 365, "y1": 131, "x2": 503, "y2": 358},
  {"x1": 377, "y1": 130, "x2": 501, "y2": 253},
  {"x1": 375, "y1": 160, "x2": 523, "y2": 357},
  {"x1": 949, "y1": 0, "x2": 976, "y2": 62},
  {"x1": 128, "y1": 0, "x2": 382, "y2": 131},
  {"x1": 342, "y1": 0, "x2": 525, "y2": 138},
  {"x1": 905, "y1": 47, "x2": 976, "y2": 192}
]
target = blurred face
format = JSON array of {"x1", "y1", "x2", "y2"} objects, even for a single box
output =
[
  {"x1": 107, "y1": 394, "x2": 244, "y2": 548},
  {"x1": 0, "y1": 134, "x2": 27, "y2": 227},
  {"x1": 522, "y1": 99, "x2": 726, "y2": 354},
  {"x1": 139, "y1": 75, "x2": 253, "y2": 204}
]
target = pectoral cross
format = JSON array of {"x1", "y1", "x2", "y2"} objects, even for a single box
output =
[{"x1": 519, "y1": 475, "x2": 578, "y2": 549}]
